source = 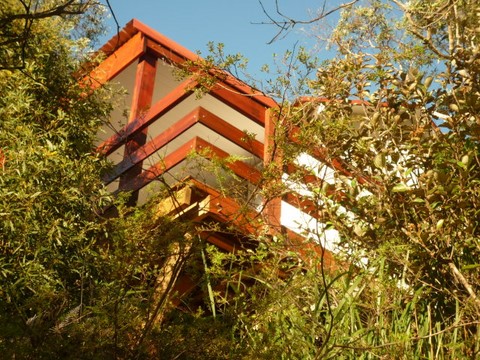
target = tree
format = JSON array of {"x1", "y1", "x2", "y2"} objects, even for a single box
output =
[
  {"x1": 2, "y1": 0, "x2": 479, "y2": 358},
  {"x1": 0, "y1": 0, "x2": 104, "y2": 70},
  {"x1": 0, "y1": 2, "x2": 116, "y2": 356},
  {"x1": 0, "y1": 6, "x2": 215, "y2": 357},
  {"x1": 170, "y1": 0, "x2": 480, "y2": 358},
  {"x1": 225, "y1": 0, "x2": 480, "y2": 358}
]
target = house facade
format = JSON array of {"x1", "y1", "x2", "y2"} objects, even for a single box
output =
[{"x1": 88, "y1": 20, "x2": 341, "y2": 304}]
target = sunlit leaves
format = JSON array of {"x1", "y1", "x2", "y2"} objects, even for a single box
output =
[{"x1": 0, "y1": 3, "x2": 115, "y2": 356}]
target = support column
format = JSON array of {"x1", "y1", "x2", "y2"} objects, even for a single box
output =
[
  {"x1": 263, "y1": 107, "x2": 282, "y2": 233},
  {"x1": 119, "y1": 52, "x2": 158, "y2": 205}
]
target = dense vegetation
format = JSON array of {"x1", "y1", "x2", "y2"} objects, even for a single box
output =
[{"x1": 0, "y1": 0, "x2": 479, "y2": 359}]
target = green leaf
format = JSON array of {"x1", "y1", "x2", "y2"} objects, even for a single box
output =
[
  {"x1": 436, "y1": 219, "x2": 444, "y2": 230},
  {"x1": 461, "y1": 264, "x2": 480, "y2": 270},
  {"x1": 373, "y1": 153, "x2": 386, "y2": 169},
  {"x1": 392, "y1": 183, "x2": 411, "y2": 192}
]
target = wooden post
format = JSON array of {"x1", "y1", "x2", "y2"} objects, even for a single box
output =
[
  {"x1": 118, "y1": 52, "x2": 158, "y2": 205},
  {"x1": 263, "y1": 107, "x2": 282, "y2": 233}
]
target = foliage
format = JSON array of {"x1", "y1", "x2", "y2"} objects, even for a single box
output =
[
  {"x1": 0, "y1": 3, "x2": 113, "y2": 356},
  {"x1": 180, "y1": 0, "x2": 480, "y2": 358},
  {"x1": 2, "y1": 0, "x2": 480, "y2": 359},
  {"x1": 0, "y1": 0, "x2": 103, "y2": 70},
  {"x1": 0, "y1": 6, "x2": 243, "y2": 356},
  {"x1": 244, "y1": 0, "x2": 480, "y2": 358}
]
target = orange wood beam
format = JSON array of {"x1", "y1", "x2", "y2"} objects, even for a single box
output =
[
  {"x1": 103, "y1": 107, "x2": 264, "y2": 184},
  {"x1": 198, "y1": 107, "x2": 264, "y2": 158},
  {"x1": 101, "y1": 19, "x2": 269, "y2": 108},
  {"x1": 179, "y1": 179, "x2": 262, "y2": 236},
  {"x1": 138, "y1": 20, "x2": 276, "y2": 109},
  {"x1": 97, "y1": 77, "x2": 196, "y2": 156},
  {"x1": 117, "y1": 137, "x2": 196, "y2": 195},
  {"x1": 118, "y1": 53, "x2": 158, "y2": 205},
  {"x1": 195, "y1": 199, "x2": 260, "y2": 236},
  {"x1": 98, "y1": 19, "x2": 139, "y2": 56},
  {"x1": 199, "y1": 231, "x2": 237, "y2": 253},
  {"x1": 132, "y1": 19, "x2": 199, "y2": 62},
  {"x1": 169, "y1": 274, "x2": 198, "y2": 308},
  {"x1": 148, "y1": 179, "x2": 254, "y2": 251},
  {"x1": 86, "y1": 32, "x2": 145, "y2": 89},
  {"x1": 211, "y1": 77, "x2": 277, "y2": 110},
  {"x1": 104, "y1": 108, "x2": 200, "y2": 184},
  {"x1": 209, "y1": 85, "x2": 268, "y2": 125},
  {"x1": 263, "y1": 108, "x2": 282, "y2": 232},
  {"x1": 153, "y1": 179, "x2": 339, "y2": 270},
  {"x1": 117, "y1": 137, "x2": 262, "y2": 199},
  {"x1": 190, "y1": 182, "x2": 338, "y2": 269},
  {"x1": 144, "y1": 37, "x2": 273, "y2": 126},
  {"x1": 145, "y1": 38, "x2": 192, "y2": 66},
  {"x1": 283, "y1": 192, "x2": 324, "y2": 219},
  {"x1": 195, "y1": 137, "x2": 262, "y2": 185}
]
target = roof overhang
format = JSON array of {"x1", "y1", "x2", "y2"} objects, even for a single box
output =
[{"x1": 90, "y1": 19, "x2": 277, "y2": 111}]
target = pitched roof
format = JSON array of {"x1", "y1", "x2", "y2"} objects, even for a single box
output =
[{"x1": 93, "y1": 19, "x2": 276, "y2": 109}]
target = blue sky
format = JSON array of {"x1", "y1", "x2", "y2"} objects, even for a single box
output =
[{"x1": 99, "y1": 1, "x2": 339, "y2": 80}]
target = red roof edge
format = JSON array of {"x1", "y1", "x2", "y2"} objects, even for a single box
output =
[{"x1": 99, "y1": 19, "x2": 277, "y2": 109}]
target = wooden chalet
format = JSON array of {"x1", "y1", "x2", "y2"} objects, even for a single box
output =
[{"x1": 88, "y1": 19, "x2": 338, "y2": 311}]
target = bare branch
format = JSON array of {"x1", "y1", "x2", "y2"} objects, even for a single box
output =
[
  {"x1": 104, "y1": 0, "x2": 120, "y2": 43},
  {"x1": 254, "y1": 0, "x2": 360, "y2": 44},
  {"x1": 390, "y1": 0, "x2": 452, "y2": 60}
]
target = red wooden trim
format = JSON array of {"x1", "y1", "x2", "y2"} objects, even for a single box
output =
[
  {"x1": 263, "y1": 108, "x2": 282, "y2": 231},
  {"x1": 199, "y1": 232, "x2": 237, "y2": 253},
  {"x1": 209, "y1": 85, "x2": 267, "y2": 125},
  {"x1": 203, "y1": 69, "x2": 276, "y2": 111},
  {"x1": 145, "y1": 38, "x2": 194, "y2": 66},
  {"x1": 86, "y1": 32, "x2": 145, "y2": 89},
  {"x1": 118, "y1": 137, "x2": 262, "y2": 195},
  {"x1": 98, "y1": 19, "x2": 139, "y2": 56},
  {"x1": 166, "y1": 179, "x2": 339, "y2": 270},
  {"x1": 283, "y1": 192, "x2": 323, "y2": 219},
  {"x1": 135, "y1": 20, "x2": 276, "y2": 109},
  {"x1": 104, "y1": 106, "x2": 264, "y2": 184},
  {"x1": 169, "y1": 274, "x2": 197, "y2": 308},
  {"x1": 132, "y1": 19, "x2": 199, "y2": 62},
  {"x1": 92, "y1": 20, "x2": 276, "y2": 130},
  {"x1": 195, "y1": 137, "x2": 262, "y2": 185},
  {"x1": 197, "y1": 107, "x2": 264, "y2": 158},
  {"x1": 189, "y1": 185, "x2": 260, "y2": 236},
  {"x1": 144, "y1": 47, "x2": 273, "y2": 124},
  {"x1": 128, "y1": 54, "x2": 158, "y2": 121},
  {"x1": 104, "y1": 108, "x2": 199, "y2": 184},
  {"x1": 191, "y1": 182, "x2": 335, "y2": 258},
  {"x1": 97, "y1": 77, "x2": 196, "y2": 156},
  {"x1": 217, "y1": 78, "x2": 277, "y2": 110},
  {"x1": 285, "y1": 163, "x2": 323, "y2": 186},
  {"x1": 118, "y1": 53, "x2": 158, "y2": 201},
  {"x1": 289, "y1": 125, "x2": 369, "y2": 185},
  {"x1": 197, "y1": 199, "x2": 259, "y2": 236},
  {"x1": 117, "y1": 138, "x2": 195, "y2": 196},
  {"x1": 179, "y1": 177, "x2": 222, "y2": 197}
]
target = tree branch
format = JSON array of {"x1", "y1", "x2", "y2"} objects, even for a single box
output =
[
  {"x1": 0, "y1": 1, "x2": 88, "y2": 27},
  {"x1": 254, "y1": 0, "x2": 360, "y2": 44}
]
